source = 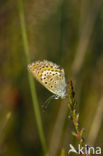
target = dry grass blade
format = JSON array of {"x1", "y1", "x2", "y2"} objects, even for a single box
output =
[
  {"x1": 71, "y1": 0, "x2": 102, "y2": 76},
  {"x1": 87, "y1": 95, "x2": 103, "y2": 146},
  {"x1": 49, "y1": 0, "x2": 102, "y2": 156}
]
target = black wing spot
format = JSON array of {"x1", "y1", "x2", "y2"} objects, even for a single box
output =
[
  {"x1": 45, "y1": 82, "x2": 47, "y2": 84},
  {"x1": 50, "y1": 86, "x2": 53, "y2": 88}
]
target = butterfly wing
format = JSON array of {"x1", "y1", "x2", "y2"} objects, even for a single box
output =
[{"x1": 28, "y1": 60, "x2": 66, "y2": 96}]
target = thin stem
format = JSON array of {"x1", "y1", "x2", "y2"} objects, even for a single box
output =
[
  {"x1": 60, "y1": 149, "x2": 66, "y2": 156},
  {"x1": 18, "y1": 1, "x2": 47, "y2": 155},
  {"x1": 68, "y1": 81, "x2": 85, "y2": 153}
]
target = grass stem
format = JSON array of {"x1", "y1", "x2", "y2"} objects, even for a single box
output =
[{"x1": 18, "y1": 1, "x2": 47, "y2": 155}]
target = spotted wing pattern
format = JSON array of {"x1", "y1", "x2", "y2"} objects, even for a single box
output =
[{"x1": 28, "y1": 60, "x2": 66, "y2": 97}]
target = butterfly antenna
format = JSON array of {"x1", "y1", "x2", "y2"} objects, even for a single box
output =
[{"x1": 41, "y1": 95, "x2": 55, "y2": 111}]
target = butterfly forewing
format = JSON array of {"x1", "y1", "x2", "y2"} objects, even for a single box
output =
[{"x1": 28, "y1": 60, "x2": 66, "y2": 98}]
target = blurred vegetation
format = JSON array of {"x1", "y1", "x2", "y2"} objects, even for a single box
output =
[{"x1": 0, "y1": 0, "x2": 103, "y2": 156}]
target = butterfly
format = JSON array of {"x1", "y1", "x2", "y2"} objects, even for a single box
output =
[{"x1": 28, "y1": 60, "x2": 67, "y2": 99}]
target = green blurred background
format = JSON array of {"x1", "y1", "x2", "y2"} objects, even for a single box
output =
[{"x1": 0, "y1": 0, "x2": 103, "y2": 156}]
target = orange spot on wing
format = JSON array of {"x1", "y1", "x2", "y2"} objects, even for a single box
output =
[{"x1": 38, "y1": 66, "x2": 60, "y2": 76}]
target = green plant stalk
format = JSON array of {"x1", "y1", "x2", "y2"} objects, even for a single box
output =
[
  {"x1": 60, "y1": 149, "x2": 66, "y2": 156},
  {"x1": 68, "y1": 81, "x2": 85, "y2": 154},
  {"x1": 18, "y1": 1, "x2": 47, "y2": 155}
]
